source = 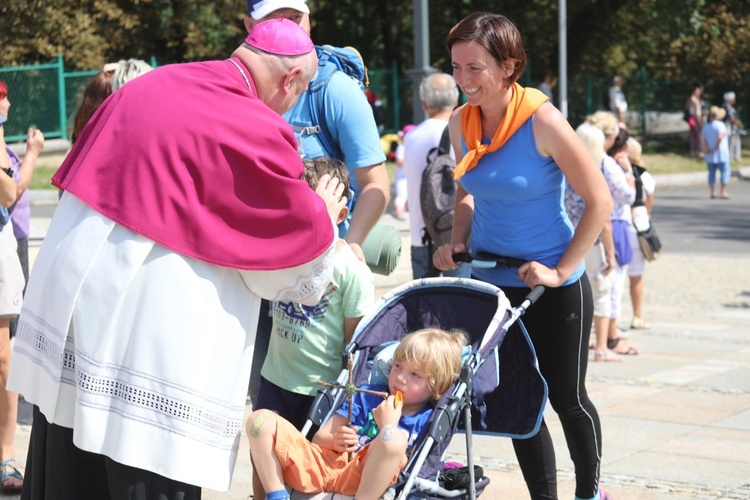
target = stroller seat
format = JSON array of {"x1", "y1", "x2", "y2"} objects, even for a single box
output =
[{"x1": 292, "y1": 277, "x2": 548, "y2": 500}]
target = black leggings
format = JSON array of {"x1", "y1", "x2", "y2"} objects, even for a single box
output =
[{"x1": 501, "y1": 275, "x2": 600, "y2": 500}]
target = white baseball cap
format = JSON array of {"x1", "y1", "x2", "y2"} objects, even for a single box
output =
[{"x1": 249, "y1": 0, "x2": 310, "y2": 20}]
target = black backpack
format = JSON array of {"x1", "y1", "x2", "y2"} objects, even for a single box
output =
[{"x1": 420, "y1": 125, "x2": 457, "y2": 250}]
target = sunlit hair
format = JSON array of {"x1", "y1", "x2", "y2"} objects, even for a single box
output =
[
  {"x1": 586, "y1": 111, "x2": 620, "y2": 138},
  {"x1": 111, "y1": 59, "x2": 152, "y2": 92},
  {"x1": 393, "y1": 327, "x2": 468, "y2": 401},
  {"x1": 626, "y1": 137, "x2": 643, "y2": 166},
  {"x1": 71, "y1": 71, "x2": 114, "y2": 143},
  {"x1": 0, "y1": 81, "x2": 7, "y2": 100},
  {"x1": 419, "y1": 73, "x2": 459, "y2": 111},
  {"x1": 575, "y1": 122, "x2": 605, "y2": 164},
  {"x1": 303, "y1": 156, "x2": 350, "y2": 201},
  {"x1": 446, "y1": 12, "x2": 527, "y2": 89},
  {"x1": 606, "y1": 127, "x2": 630, "y2": 157}
]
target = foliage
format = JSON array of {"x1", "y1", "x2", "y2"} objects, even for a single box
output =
[
  {"x1": 0, "y1": 0, "x2": 243, "y2": 69},
  {"x1": 2, "y1": 0, "x2": 748, "y2": 91}
]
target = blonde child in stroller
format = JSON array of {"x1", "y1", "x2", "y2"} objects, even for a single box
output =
[{"x1": 247, "y1": 328, "x2": 467, "y2": 500}]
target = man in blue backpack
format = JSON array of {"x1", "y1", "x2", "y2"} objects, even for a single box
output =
[
  {"x1": 245, "y1": 0, "x2": 388, "y2": 251},
  {"x1": 244, "y1": 0, "x2": 389, "y2": 405}
]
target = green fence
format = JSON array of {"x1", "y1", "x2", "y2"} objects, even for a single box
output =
[
  {"x1": 2, "y1": 55, "x2": 747, "y2": 143},
  {"x1": 368, "y1": 65, "x2": 749, "y2": 137},
  {"x1": 368, "y1": 62, "x2": 412, "y2": 134},
  {"x1": 0, "y1": 55, "x2": 98, "y2": 143},
  {"x1": 567, "y1": 69, "x2": 748, "y2": 136},
  {"x1": 367, "y1": 65, "x2": 533, "y2": 133}
]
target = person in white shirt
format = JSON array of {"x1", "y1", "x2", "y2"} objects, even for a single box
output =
[
  {"x1": 701, "y1": 106, "x2": 731, "y2": 199},
  {"x1": 608, "y1": 75, "x2": 628, "y2": 127},
  {"x1": 625, "y1": 138, "x2": 656, "y2": 330},
  {"x1": 402, "y1": 73, "x2": 469, "y2": 279}
]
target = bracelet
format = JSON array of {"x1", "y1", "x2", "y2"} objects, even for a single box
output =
[{"x1": 1, "y1": 167, "x2": 12, "y2": 178}]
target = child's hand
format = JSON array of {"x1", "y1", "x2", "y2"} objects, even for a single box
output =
[
  {"x1": 372, "y1": 395, "x2": 402, "y2": 430},
  {"x1": 331, "y1": 424, "x2": 359, "y2": 453}
]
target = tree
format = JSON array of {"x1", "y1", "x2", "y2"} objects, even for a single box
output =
[
  {"x1": 2, "y1": 0, "x2": 749, "y2": 89},
  {"x1": 0, "y1": 0, "x2": 243, "y2": 69}
]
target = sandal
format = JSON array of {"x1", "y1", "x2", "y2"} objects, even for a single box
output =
[
  {"x1": 594, "y1": 350, "x2": 622, "y2": 362},
  {"x1": 630, "y1": 317, "x2": 650, "y2": 330},
  {"x1": 0, "y1": 458, "x2": 23, "y2": 492},
  {"x1": 607, "y1": 337, "x2": 639, "y2": 355}
]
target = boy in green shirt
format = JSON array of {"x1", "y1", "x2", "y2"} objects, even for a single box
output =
[{"x1": 251, "y1": 157, "x2": 375, "y2": 496}]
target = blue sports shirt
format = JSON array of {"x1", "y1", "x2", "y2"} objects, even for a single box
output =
[
  {"x1": 460, "y1": 116, "x2": 585, "y2": 288},
  {"x1": 283, "y1": 71, "x2": 386, "y2": 204}
]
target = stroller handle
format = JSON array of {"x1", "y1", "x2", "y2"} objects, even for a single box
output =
[
  {"x1": 523, "y1": 285, "x2": 545, "y2": 309},
  {"x1": 453, "y1": 251, "x2": 526, "y2": 269}
]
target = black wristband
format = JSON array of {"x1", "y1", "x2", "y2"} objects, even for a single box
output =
[{"x1": 2, "y1": 167, "x2": 12, "y2": 178}]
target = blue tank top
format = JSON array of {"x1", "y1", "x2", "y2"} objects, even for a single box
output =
[{"x1": 461, "y1": 117, "x2": 584, "y2": 287}]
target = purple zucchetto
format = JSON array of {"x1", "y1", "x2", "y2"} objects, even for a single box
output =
[{"x1": 245, "y1": 17, "x2": 313, "y2": 56}]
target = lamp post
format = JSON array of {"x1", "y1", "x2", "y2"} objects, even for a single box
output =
[
  {"x1": 559, "y1": 0, "x2": 568, "y2": 118},
  {"x1": 406, "y1": 0, "x2": 436, "y2": 124}
]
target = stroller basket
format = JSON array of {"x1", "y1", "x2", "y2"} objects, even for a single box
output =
[{"x1": 303, "y1": 277, "x2": 547, "y2": 500}]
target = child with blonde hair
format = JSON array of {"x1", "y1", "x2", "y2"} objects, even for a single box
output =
[{"x1": 247, "y1": 327, "x2": 467, "y2": 500}]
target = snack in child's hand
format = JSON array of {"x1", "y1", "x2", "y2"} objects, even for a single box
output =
[{"x1": 394, "y1": 390, "x2": 403, "y2": 407}]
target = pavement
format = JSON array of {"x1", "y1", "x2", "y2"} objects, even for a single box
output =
[{"x1": 7, "y1": 165, "x2": 750, "y2": 499}]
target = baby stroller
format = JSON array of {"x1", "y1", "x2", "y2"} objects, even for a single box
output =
[{"x1": 298, "y1": 257, "x2": 548, "y2": 500}]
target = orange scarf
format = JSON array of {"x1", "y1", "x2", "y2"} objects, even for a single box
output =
[{"x1": 454, "y1": 83, "x2": 549, "y2": 180}]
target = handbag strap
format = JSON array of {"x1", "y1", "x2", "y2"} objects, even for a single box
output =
[{"x1": 631, "y1": 164, "x2": 645, "y2": 208}]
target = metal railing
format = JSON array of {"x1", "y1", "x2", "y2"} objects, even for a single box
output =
[{"x1": 2, "y1": 55, "x2": 746, "y2": 142}]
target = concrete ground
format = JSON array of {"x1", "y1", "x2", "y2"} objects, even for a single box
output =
[{"x1": 7, "y1": 170, "x2": 750, "y2": 499}]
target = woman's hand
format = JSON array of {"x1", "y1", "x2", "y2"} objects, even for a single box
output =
[
  {"x1": 26, "y1": 128, "x2": 45, "y2": 155},
  {"x1": 613, "y1": 151, "x2": 632, "y2": 172},
  {"x1": 518, "y1": 261, "x2": 565, "y2": 288},
  {"x1": 602, "y1": 251, "x2": 617, "y2": 276},
  {"x1": 433, "y1": 243, "x2": 466, "y2": 271},
  {"x1": 330, "y1": 424, "x2": 360, "y2": 453}
]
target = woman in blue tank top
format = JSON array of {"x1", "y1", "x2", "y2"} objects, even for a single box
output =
[{"x1": 435, "y1": 12, "x2": 615, "y2": 500}]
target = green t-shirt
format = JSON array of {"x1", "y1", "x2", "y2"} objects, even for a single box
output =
[{"x1": 261, "y1": 243, "x2": 374, "y2": 395}]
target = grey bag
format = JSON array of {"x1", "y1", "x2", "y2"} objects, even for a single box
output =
[{"x1": 420, "y1": 125, "x2": 456, "y2": 248}]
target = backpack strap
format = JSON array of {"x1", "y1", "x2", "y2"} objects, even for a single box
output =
[
  {"x1": 423, "y1": 124, "x2": 451, "y2": 167},
  {"x1": 307, "y1": 46, "x2": 344, "y2": 160},
  {"x1": 437, "y1": 124, "x2": 451, "y2": 156}
]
